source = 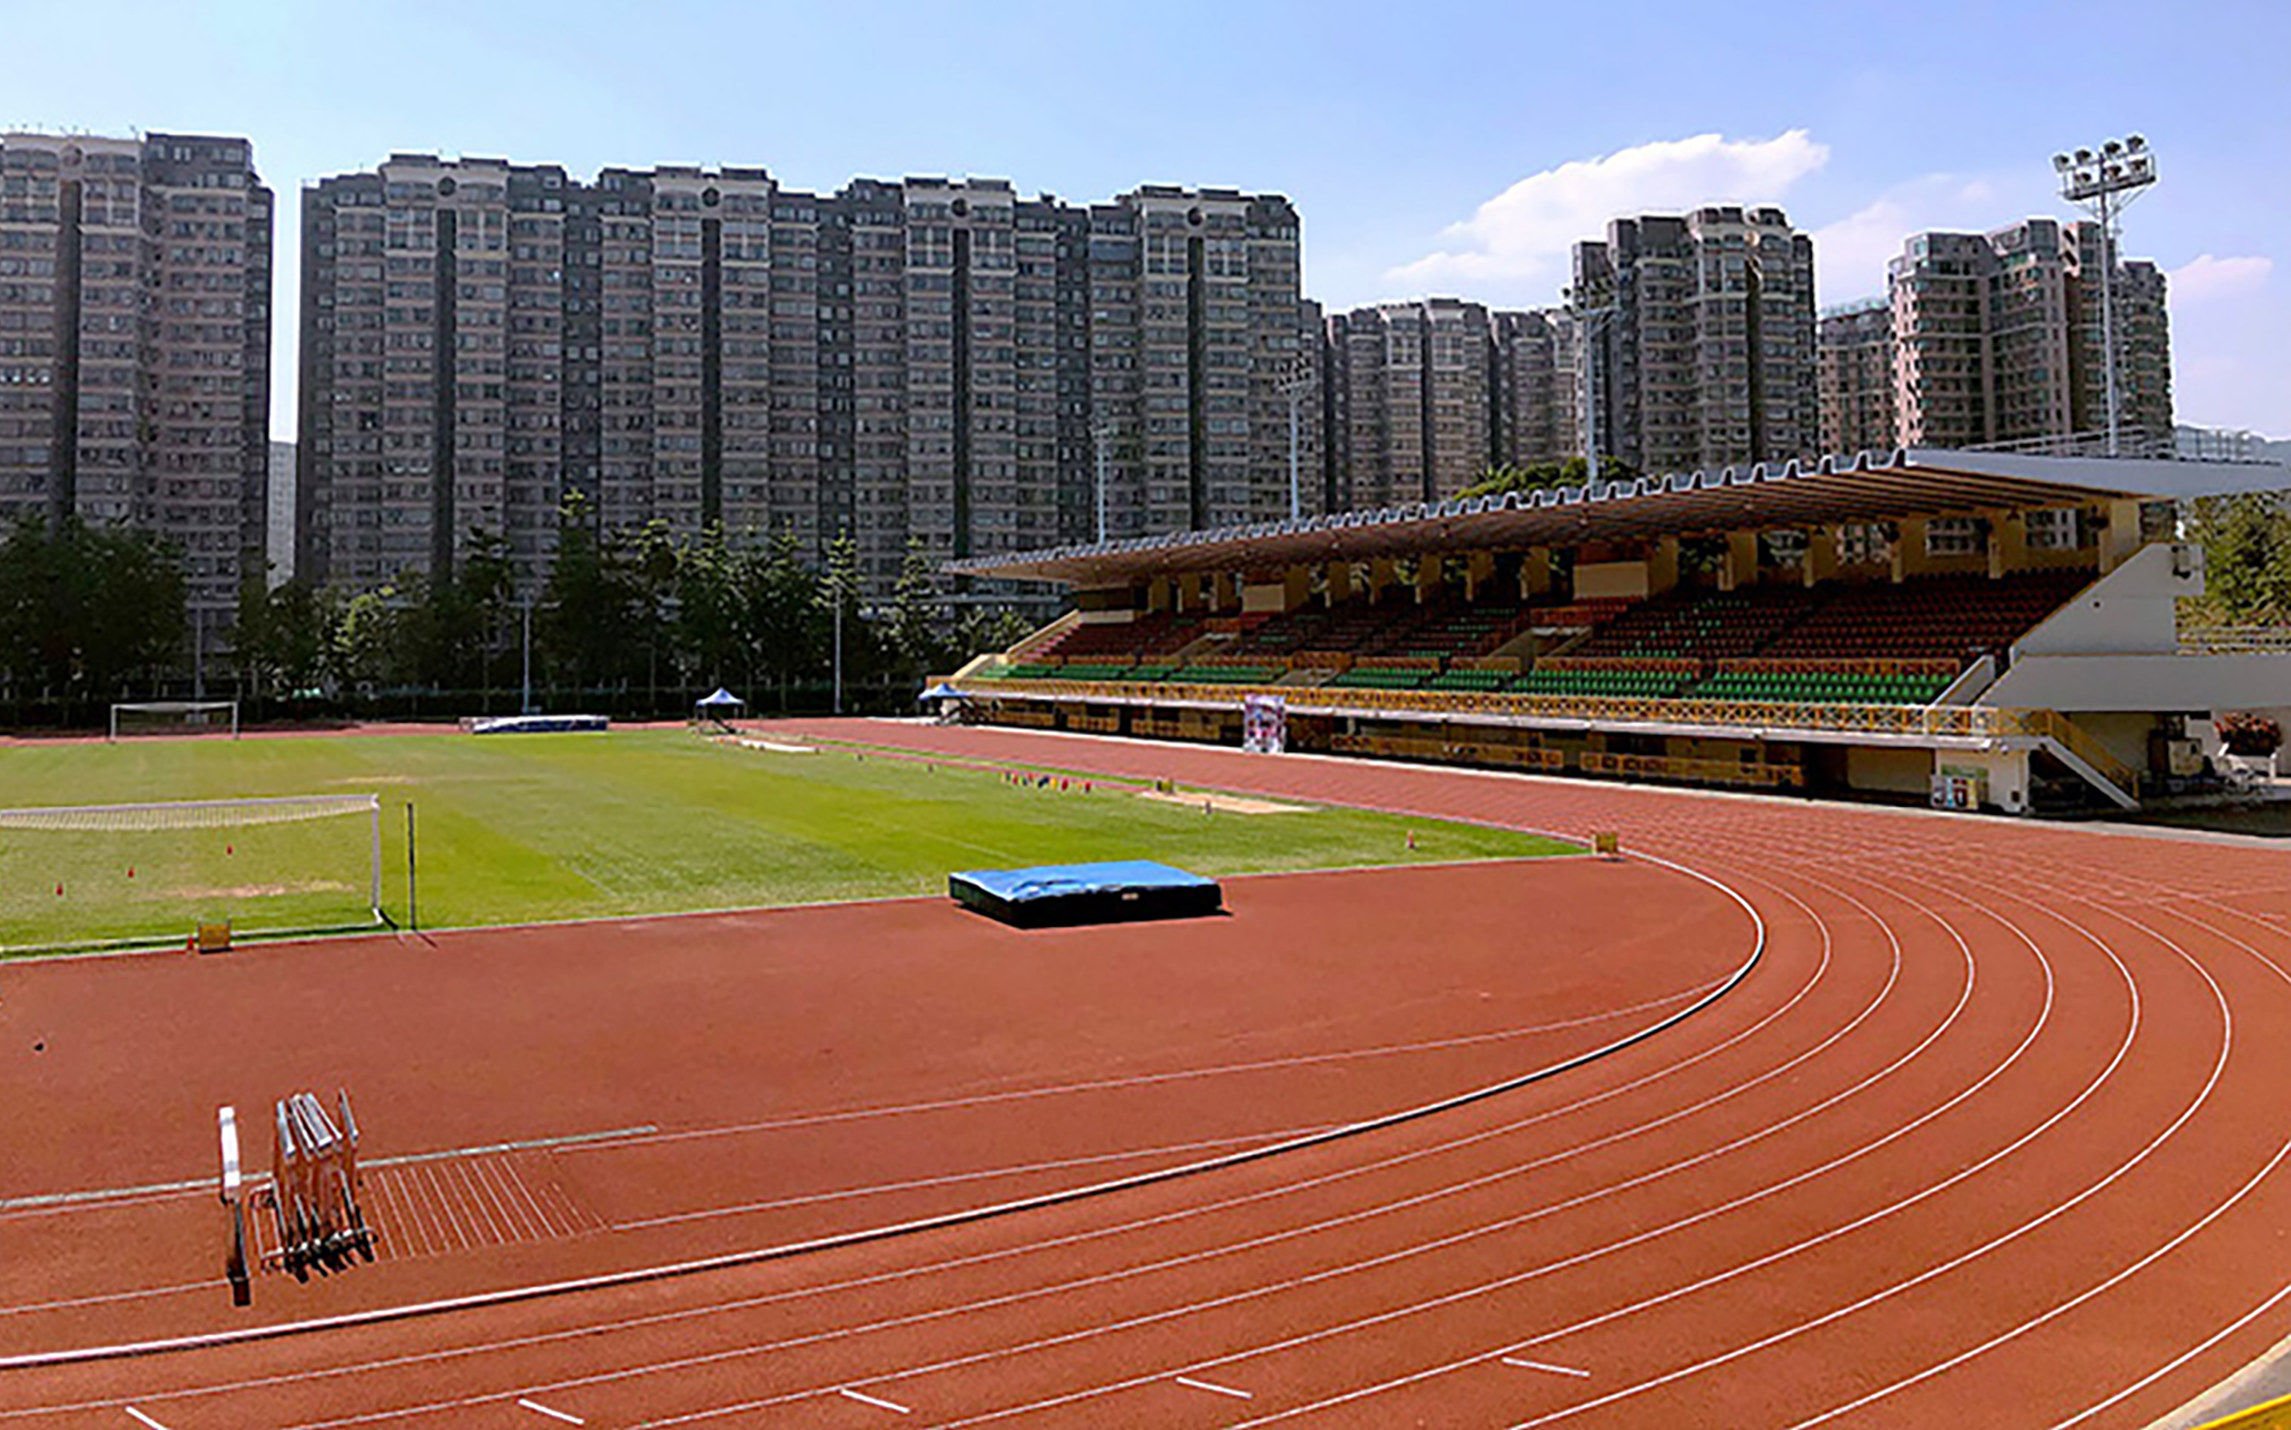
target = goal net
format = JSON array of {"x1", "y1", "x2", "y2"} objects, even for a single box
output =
[
  {"x1": 0, "y1": 794, "x2": 383, "y2": 953},
  {"x1": 110, "y1": 700, "x2": 239, "y2": 742}
]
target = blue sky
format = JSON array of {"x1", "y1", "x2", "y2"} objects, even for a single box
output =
[{"x1": 8, "y1": 0, "x2": 2286, "y2": 437}]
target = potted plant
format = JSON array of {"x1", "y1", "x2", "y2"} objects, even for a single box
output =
[{"x1": 2217, "y1": 711, "x2": 2283, "y2": 758}]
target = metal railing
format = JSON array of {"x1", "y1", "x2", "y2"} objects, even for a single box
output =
[
  {"x1": 961, "y1": 675, "x2": 2140, "y2": 796},
  {"x1": 2179, "y1": 625, "x2": 2291, "y2": 655},
  {"x1": 1969, "y1": 426, "x2": 2173, "y2": 460}
]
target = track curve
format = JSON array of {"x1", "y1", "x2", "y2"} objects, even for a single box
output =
[{"x1": 4, "y1": 719, "x2": 2290, "y2": 1428}]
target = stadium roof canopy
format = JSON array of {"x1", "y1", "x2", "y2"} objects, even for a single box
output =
[{"x1": 952, "y1": 448, "x2": 2291, "y2": 587}]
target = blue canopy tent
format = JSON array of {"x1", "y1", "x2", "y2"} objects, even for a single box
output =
[
  {"x1": 919, "y1": 682, "x2": 971, "y2": 724},
  {"x1": 693, "y1": 687, "x2": 746, "y2": 732}
]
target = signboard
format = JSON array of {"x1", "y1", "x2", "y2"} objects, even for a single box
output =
[{"x1": 1242, "y1": 695, "x2": 1287, "y2": 755}]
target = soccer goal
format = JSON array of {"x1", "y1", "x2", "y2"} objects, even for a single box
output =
[
  {"x1": 0, "y1": 794, "x2": 383, "y2": 953},
  {"x1": 110, "y1": 700, "x2": 240, "y2": 742}
]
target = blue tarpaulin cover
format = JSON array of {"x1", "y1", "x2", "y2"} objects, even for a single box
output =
[{"x1": 952, "y1": 860, "x2": 1217, "y2": 902}]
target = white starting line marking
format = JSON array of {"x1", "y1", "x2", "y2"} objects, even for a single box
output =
[
  {"x1": 516, "y1": 1398, "x2": 586, "y2": 1425},
  {"x1": 123, "y1": 1411, "x2": 172, "y2": 1430},
  {"x1": 1502, "y1": 1356, "x2": 1591, "y2": 1378},
  {"x1": 837, "y1": 1387, "x2": 913, "y2": 1414},
  {"x1": 1175, "y1": 1375, "x2": 1256, "y2": 1400}
]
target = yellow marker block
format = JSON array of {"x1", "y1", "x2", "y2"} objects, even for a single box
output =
[
  {"x1": 1593, "y1": 832, "x2": 1621, "y2": 858},
  {"x1": 195, "y1": 921, "x2": 233, "y2": 955}
]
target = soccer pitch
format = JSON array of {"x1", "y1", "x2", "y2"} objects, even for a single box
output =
[{"x1": 0, "y1": 728, "x2": 1577, "y2": 953}]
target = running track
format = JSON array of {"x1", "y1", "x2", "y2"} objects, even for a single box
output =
[{"x1": 5, "y1": 716, "x2": 2291, "y2": 1426}]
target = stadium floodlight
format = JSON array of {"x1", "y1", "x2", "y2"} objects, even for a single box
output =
[
  {"x1": 110, "y1": 699, "x2": 239, "y2": 743},
  {"x1": 0, "y1": 793, "x2": 384, "y2": 954},
  {"x1": 2054, "y1": 132, "x2": 2159, "y2": 457}
]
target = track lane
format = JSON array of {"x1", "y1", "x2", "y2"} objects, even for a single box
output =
[{"x1": 7, "y1": 721, "x2": 2291, "y2": 1427}]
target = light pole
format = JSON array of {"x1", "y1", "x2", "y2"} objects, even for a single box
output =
[
  {"x1": 829, "y1": 543, "x2": 846, "y2": 717},
  {"x1": 1563, "y1": 281, "x2": 1620, "y2": 485},
  {"x1": 2053, "y1": 135, "x2": 2157, "y2": 457},
  {"x1": 519, "y1": 591, "x2": 533, "y2": 715},
  {"x1": 1278, "y1": 352, "x2": 1314, "y2": 521},
  {"x1": 1089, "y1": 418, "x2": 1115, "y2": 543}
]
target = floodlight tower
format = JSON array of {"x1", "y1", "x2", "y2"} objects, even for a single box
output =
[{"x1": 2052, "y1": 135, "x2": 2157, "y2": 457}]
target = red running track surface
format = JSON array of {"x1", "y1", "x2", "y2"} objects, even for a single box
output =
[{"x1": 3, "y1": 716, "x2": 2290, "y2": 1427}]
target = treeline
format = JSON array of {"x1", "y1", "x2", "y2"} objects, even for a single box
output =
[
  {"x1": 1457, "y1": 455, "x2": 1638, "y2": 500},
  {"x1": 0, "y1": 518, "x2": 189, "y2": 703},
  {"x1": 2183, "y1": 493, "x2": 2291, "y2": 626},
  {"x1": 0, "y1": 509, "x2": 1032, "y2": 724},
  {"x1": 236, "y1": 515, "x2": 1031, "y2": 711}
]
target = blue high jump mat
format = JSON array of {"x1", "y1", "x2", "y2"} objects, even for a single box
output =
[{"x1": 949, "y1": 860, "x2": 1224, "y2": 928}]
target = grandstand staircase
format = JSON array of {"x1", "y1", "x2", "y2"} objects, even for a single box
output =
[{"x1": 2018, "y1": 710, "x2": 2142, "y2": 810}]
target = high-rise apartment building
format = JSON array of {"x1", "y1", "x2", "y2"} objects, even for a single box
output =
[
  {"x1": 0, "y1": 131, "x2": 273, "y2": 626},
  {"x1": 1085, "y1": 186, "x2": 1309, "y2": 540},
  {"x1": 1323, "y1": 298, "x2": 1493, "y2": 507},
  {"x1": 300, "y1": 157, "x2": 1306, "y2": 597},
  {"x1": 2067, "y1": 222, "x2": 2173, "y2": 447},
  {"x1": 1888, "y1": 229, "x2": 2002, "y2": 448},
  {"x1": 1572, "y1": 206, "x2": 1818, "y2": 476},
  {"x1": 1885, "y1": 218, "x2": 2171, "y2": 451},
  {"x1": 1491, "y1": 307, "x2": 1577, "y2": 470},
  {"x1": 298, "y1": 155, "x2": 818, "y2": 593},
  {"x1": 1816, "y1": 300, "x2": 1896, "y2": 456}
]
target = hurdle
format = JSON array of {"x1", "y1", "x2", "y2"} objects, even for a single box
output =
[
  {"x1": 256, "y1": 1089, "x2": 373, "y2": 1273},
  {"x1": 218, "y1": 1106, "x2": 249, "y2": 1305}
]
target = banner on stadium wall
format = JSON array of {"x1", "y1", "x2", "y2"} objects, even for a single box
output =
[{"x1": 1242, "y1": 694, "x2": 1288, "y2": 755}]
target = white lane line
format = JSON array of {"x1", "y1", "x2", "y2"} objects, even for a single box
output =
[
  {"x1": 1502, "y1": 1358, "x2": 1589, "y2": 1378},
  {"x1": 6, "y1": 858, "x2": 1779, "y2": 1427},
  {"x1": 0, "y1": 1126, "x2": 657, "y2": 1212},
  {"x1": 123, "y1": 1411, "x2": 171, "y2": 1430},
  {"x1": 837, "y1": 1388, "x2": 912, "y2": 1414},
  {"x1": 517, "y1": 1398, "x2": 585, "y2": 1425},
  {"x1": 575, "y1": 986, "x2": 1718, "y2": 1154},
  {"x1": 616, "y1": 1127, "x2": 1332, "y2": 1230},
  {"x1": 1175, "y1": 1375, "x2": 1255, "y2": 1400}
]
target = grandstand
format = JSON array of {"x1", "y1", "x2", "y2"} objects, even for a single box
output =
[{"x1": 946, "y1": 448, "x2": 2291, "y2": 815}]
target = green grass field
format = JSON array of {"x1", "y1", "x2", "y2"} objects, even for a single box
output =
[{"x1": 0, "y1": 728, "x2": 1576, "y2": 953}]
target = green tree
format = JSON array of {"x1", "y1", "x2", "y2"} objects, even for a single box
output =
[
  {"x1": 885, "y1": 538, "x2": 949, "y2": 678},
  {"x1": 955, "y1": 606, "x2": 1034, "y2": 666},
  {"x1": 235, "y1": 575, "x2": 336, "y2": 698},
  {"x1": 2184, "y1": 492, "x2": 2291, "y2": 625},
  {"x1": 745, "y1": 526, "x2": 821, "y2": 701},
  {"x1": 672, "y1": 524, "x2": 747, "y2": 691},
  {"x1": 1457, "y1": 455, "x2": 1636, "y2": 501},
  {"x1": 329, "y1": 586, "x2": 402, "y2": 690},
  {"x1": 399, "y1": 529, "x2": 516, "y2": 690},
  {"x1": 0, "y1": 516, "x2": 186, "y2": 699},
  {"x1": 537, "y1": 500, "x2": 648, "y2": 691},
  {"x1": 816, "y1": 528, "x2": 883, "y2": 692}
]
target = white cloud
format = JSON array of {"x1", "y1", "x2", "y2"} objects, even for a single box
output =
[
  {"x1": 1387, "y1": 130, "x2": 1830, "y2": 300},
  {"x1": 2169, "y1": 254, "x2": 2273, "y2": 305}
]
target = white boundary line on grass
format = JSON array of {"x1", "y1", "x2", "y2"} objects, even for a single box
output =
[{"x1": 0, "y1": 737, "x2": 1586, "y2": 964}]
